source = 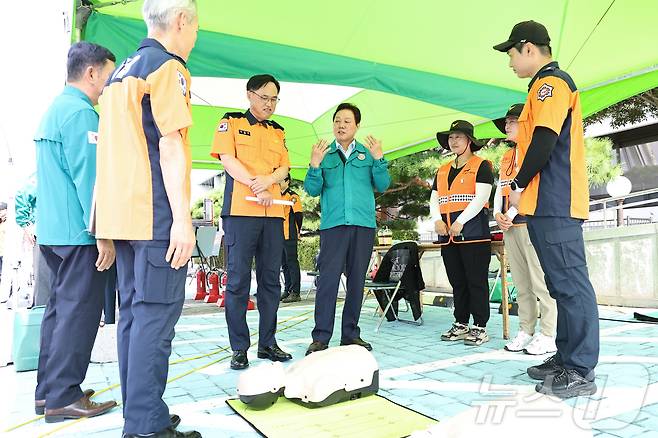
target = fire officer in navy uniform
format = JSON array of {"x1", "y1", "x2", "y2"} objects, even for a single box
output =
[
  {"x1": 96, "y1": 1, "x2": 202, "y2": 436},
  {"x1": 494, "y1": 20, "x2": 599, "y2": 399},
  {"x1": 280, "y1": 174, "x2": 304, "y2": 303},
  {"x1": 211, "y1": 74, "x2": 292, "y2": 370}
]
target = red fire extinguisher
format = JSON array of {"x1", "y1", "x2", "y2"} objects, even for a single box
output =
[
  {"x1": 205, "y1": 271, "x2": 220, "y2": 303},
  {"x1": 194, "y1": 270, "x2": 207, "y2": 300}
]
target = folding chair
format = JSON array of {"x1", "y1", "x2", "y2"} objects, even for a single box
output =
[
  {"x1": 304, "y1": 254, "x2": 346, "y2": 299},
  {"x1": 363, "y1": 241, "x2": 424, "y2": 332}
]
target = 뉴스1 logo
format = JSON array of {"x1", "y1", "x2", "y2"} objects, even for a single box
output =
[{"x1": 537, "y1": 83, "x2": 554, "y2": 101}]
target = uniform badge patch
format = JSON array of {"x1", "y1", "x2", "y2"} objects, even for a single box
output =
[
  {"x1": 537, "y1": 83, "x2": 554, "y2": 101},
  {"x1": 357, "y1": 153, "x2": 366, "y2": 160},
  {"x1": 218, "y1": 122, "x2": 228, "y2": 132},
  {"x1": 87, "y1": 131, "x2": 98, "y2": 144},
  {"x1": 177, "y1": 70, "x2": 187, "y2": 96},
  {"x1": 238, "y1": 130, "x2": 251, "y2": 136}
]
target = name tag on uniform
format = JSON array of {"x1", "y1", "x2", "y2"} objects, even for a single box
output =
[
  {"x1": 87, "y1": 131, "x2": 98, "y2": 144},
  {"x1": 357, "y1": 153, "x2": 366, "y2": 160},
  {"x1": 238, "y1": 130, "x2": 251, "y2": 136}
]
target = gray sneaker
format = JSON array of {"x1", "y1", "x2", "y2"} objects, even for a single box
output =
[
  {"x1": 464, "y1": 326, "x2": 489, "y2": 346},
  {"x1": 441, "y1": 322, "x2": 469, "y2": 341}
]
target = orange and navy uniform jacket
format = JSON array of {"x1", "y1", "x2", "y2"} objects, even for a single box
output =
[
  {"x1": 96, "y1": 38, "x2": 193, "y2": 240},
  {"x1": 211, "y1": 110, "x2": 290, "y2": 219},
  {"x1": 433, "y1": 155, "x2": 492, "y2": 244},
  {"x1": 515, "y1": 61, "x2": 589, "y2": 219},
  {"x1": 282, "y1": 189, "x2": 303, "y2": 240},
  {"x1": 498, "y1": 146, "x2": 527, "y2": 225}
]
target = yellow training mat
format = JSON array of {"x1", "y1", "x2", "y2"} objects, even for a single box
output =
[{"x1": 226, "y1": 394, "x2": 438, "y2": 438}]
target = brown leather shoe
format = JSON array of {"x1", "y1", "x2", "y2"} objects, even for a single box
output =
[
  {"x1": 35, "y1": 389, "x2": 95, "y2": 415},
  {"x1": 45, "y1": 395, "x2": 117, "y2": 423}
]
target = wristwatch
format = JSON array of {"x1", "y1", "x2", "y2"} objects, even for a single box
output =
[{"x1": 509, "y1": 179, "x2": 524, "y2": 193}]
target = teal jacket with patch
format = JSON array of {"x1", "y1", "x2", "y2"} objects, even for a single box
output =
[
  {"x1": 304, "y1": 140, "x2": 390, "y2": 230},
  {"x1": 34, "y1": 86, "x2": 98, "y2": 246}
]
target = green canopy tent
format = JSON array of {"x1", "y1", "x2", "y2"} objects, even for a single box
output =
[{"x1": 82, "y1": 0, "x2": 658, "y2": 179}]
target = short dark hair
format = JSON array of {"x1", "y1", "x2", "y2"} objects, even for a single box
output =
[
  {"x1": 513, "y1": 41, "x2": 552, "y2": 56},
  {"x1": 333, "y1": 103, "x2": 361, "y2": 125},
  {"x1": 67, "y1": 42, "x2": 116, "y2": 82},
  {"x1": 246, "y1": 74, "x2": 280, "y2": 93}
]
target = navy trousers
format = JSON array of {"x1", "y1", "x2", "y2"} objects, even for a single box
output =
[
  {"x1": 527, "y1": 216, "x2": 599, "y2": 378},
  {"x1": 35, "y1": 244, "x2": 107, "y2": 409},
  {"x1": 313, "y1": 225, "x2": 375, "y2": 344},
  {"x1": 223, "y1": 216, "x2": 284, "y2": 351},
  {"x1": 114, "y1": 240, "x2": 186, "y2": 435}
]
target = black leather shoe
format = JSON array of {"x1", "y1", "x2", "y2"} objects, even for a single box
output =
[
  {"x1": 305, "y1": 341, "x2": 328, "y2": 356},
  {"x1": 280, "y1": 291, "x2": 290, "y2": 301},
  {"x1": 257, "y1": 343, "x2": 292, "y2": 362},
  {"x1": 536, "y1": 368, "x2": 597, "y2": 399},
  {"x1": 527, "y1": 354, "x2": 562, "y2": 380},
  {"x1": 170, "y1": 414, "x2": 181, "y2": 429},
  {"x1": 123, "y1": 426, "x2": 202, "y2": 437},
  {"x1": 340, "y1": 337, "x2": 373, "y2": 351},
  {"x1": 230, "y1": 350, "x2": 249, "y2": 370}
]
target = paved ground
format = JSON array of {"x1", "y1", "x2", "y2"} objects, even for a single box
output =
[{"x1": 2, "y1": 280, "x2": 658, "y2": 437}]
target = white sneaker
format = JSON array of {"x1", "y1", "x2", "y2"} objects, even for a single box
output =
[
  {"x1": 523, "y1": 333, "x2": 557, "y2": 355},
  {"x1": 504, "y1": 331, "x2": 533, "y2": 352}
]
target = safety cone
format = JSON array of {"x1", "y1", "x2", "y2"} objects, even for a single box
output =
[{"x1": 194, "y1": 270, "x2": 207, "y2": 300}]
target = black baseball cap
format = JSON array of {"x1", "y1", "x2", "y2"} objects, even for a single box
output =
[
  {"x1": 436, "y1": 120, "x2": 484, "y2": 152},
  {"x1": 493, "y1": 20, "x2": 551, "y2": 52},
  {"x1": 492, "y1": 103, "x2": 524, "y2": 134}
]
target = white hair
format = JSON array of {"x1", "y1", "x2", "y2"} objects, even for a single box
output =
[{"x1": 142, "y1": 0, "x2": 197, "y2": 31}]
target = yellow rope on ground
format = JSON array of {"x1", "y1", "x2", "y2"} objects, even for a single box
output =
[
  {"x1": 3, "y1": 306, "x2": 317, "y2": 434},
  {"x1": 35, "y1": 315, "x2": 316, "y2": 437}
]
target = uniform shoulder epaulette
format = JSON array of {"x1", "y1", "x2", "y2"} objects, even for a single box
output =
[
  {"x1": 266, "y1": 119, "x2": 285, "y2": 131},
  {"x1": 222, "y1": 112, "x2": 246, "y2": 120}
]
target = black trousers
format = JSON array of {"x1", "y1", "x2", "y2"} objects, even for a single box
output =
[
  {"x1": 441, "y1": 241, "x2": 491, "y2": 327},
  {"x1": 527, "y1": 216, "x2": 599, "y2": 378},
  {"x1": 35, "y1": 244, "x2": 107, "y2": 409},
  {"x1": 312, "y1": 225, "x2": 375, "y2": 344},
  {"x1": 281, "y1": 239, "x2": 301, "y2": 294}
]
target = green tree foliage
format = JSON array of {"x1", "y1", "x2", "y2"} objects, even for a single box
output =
[{"x1": 585, "y1": 87, "x2": 658, "y2": 129}]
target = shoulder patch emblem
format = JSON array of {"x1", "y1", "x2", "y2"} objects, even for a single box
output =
[
  {"x1": 218, "y1": 122, "x2": 228, "y2": 132},
  {"x1": 177, "y1": 70, "x2": 187, "y2": 96},
  {"x1": 537, "y1": 83, "x2": 554, "y2": 101},
  {"x1": 87, "y1": 131, "x2": 98, "y2": 144}
]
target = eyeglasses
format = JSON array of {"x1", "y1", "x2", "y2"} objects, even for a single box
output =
[{"x1": 249, "y1": 90, "x2": 280, "y2": 105}]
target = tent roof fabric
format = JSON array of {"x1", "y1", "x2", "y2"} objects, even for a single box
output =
[{"x1": 84, "y1": 0, "x2": 658, "y2": 178}]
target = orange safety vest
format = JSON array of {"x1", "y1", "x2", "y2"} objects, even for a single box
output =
[
  {"x1": 498, "y1": 146, "x2": 526, "y2": 226},
  {"x1": 282, "y1": 191, "x2": 302, "y2": 240},
  {"x1": 435, "y1": 155, "x2": 491, "y2": 245}
]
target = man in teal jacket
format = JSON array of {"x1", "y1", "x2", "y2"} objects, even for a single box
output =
[
  {"x1": 304, "y1": 103, "x2": 390, "y2": 355},
  {"x1": 33, "y1": 42, "x2": 117, "y2": 422}
]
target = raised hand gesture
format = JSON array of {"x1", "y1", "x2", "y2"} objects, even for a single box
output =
[
  {"x1": 310, "y1": 139, "x2": 330, "y2": 168},
  {"x1": 364, "y1": 135, "x2": 384, "y2": 160}
]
